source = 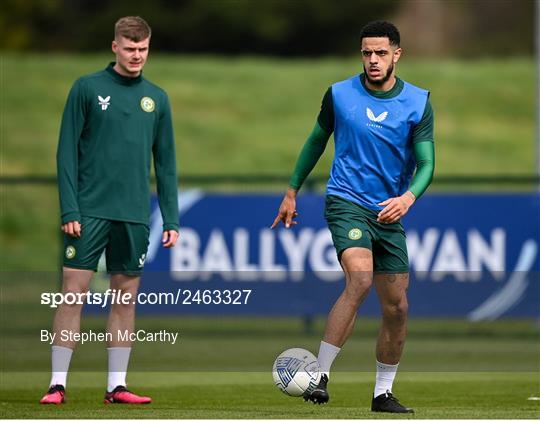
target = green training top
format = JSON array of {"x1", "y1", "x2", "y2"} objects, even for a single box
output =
[
  {"x1": 289, "y1": 74, "x2": 435, "y2": 199},
  {"x1": 57, "y1": 63, "x2": 179, "y2": 230}
]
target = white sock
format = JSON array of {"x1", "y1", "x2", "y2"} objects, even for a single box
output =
[
  {"x1": 49, "y1": 345, "x2": 73, "y2": 387},
  {"x1": 107, "y1": 347, "x2": 131, "y2": 392},
  {"x1": 317, "y1": 341, "x2": 341, "y2": 378},
  {"x1": 374, "y1": 360, "x2": 399, "y2": 397}
]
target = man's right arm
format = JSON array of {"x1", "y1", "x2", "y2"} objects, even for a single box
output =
[
  {"x1": 57, "y1": 79, "x2": 86, "y2": 228},
  {"x1": 288, "y1": 87, "x2": 333, "y2": 191},
  {"x1": 288, "y1": 122, "x2": 332, "y2": 191},
  {"x1": 272, "y1": 88, "x2": 333, "y2": 229}
]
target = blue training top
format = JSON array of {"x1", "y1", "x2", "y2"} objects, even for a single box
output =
[{"x1": 326, "y1": 74, "x2": 429, "y2": 211}]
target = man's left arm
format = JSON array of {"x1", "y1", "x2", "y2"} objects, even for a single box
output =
[
  {"x1": 377, "y1": 98, "x2": 435, "y2": 223},
  {"x1": 153, "y1": 92, "x2": 180, "y2": 247}
]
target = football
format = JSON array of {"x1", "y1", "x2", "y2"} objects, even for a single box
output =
[{"x1": 272, "y1": 348, "x2": 321, "y2": 397}]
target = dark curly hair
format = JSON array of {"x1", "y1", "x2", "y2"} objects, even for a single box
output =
[{"x1": 360, "y1": 21, "x2": 400, "y2": 47}]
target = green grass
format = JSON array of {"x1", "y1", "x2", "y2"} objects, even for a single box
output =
[
  {"x1": 0, "y1": 54, "x2": 536, "y2": 270},
  {"x1": 4, "y1": 312, "x2": 539, "y2": 373},
  {"x1": 1, "y1": 275, "x2": 539, "y2": 418},
  {"x1": 2, "y1": 372, "x2": 539, "y2": 418},
  {"x1": 1, "y1": 54, "x2": 535, "y2": 177}
]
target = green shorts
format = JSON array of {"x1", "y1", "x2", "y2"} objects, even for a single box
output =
[
  {"x1": 63, "y1": 216, "x2": 150, "y2": 275},
  {"x1": 324, "y1": 195, "x2": 409, "y2": 273}
]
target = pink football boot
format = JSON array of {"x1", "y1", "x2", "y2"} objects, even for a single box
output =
[
  {"x1": 39, "y1": 385, "x2": 66, "y2": 405},
  {"x1": 104, "y1": 385, "x2": 152, "y2": 404}
]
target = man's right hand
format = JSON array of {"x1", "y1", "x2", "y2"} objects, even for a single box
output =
[
  {"x1": 271, "y1": 187, "x2": 299, "y2": 229},
  {"x1": 61, "y1": 221, "x2": 81, "y2": 238}
]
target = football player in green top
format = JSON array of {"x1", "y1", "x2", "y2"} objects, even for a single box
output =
[{"x1": 40, "y1": 16, "x2": 179, "y2": 405}]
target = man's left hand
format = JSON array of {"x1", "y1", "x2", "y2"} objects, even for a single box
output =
[
  {"x1": 377, "y1": 191, "x2": 416, "y2": 224},
  {"x1": 162, "y1": 230, "x2": 179, "y2": 248}
]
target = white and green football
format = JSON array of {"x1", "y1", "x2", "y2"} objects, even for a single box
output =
[{"x1": 272, "y1": 348, "x2": 321, "y2": 397}]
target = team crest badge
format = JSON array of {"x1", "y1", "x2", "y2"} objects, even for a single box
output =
[
  {"x1": 140, "y1": 97, "x2": 155, "y2": 112},
  {"x1": 348, "y1": 228, "x2": 362, "y2": 240},
  {"x1": 65, "y1": 245, "x2": 76, "y2": 259}
]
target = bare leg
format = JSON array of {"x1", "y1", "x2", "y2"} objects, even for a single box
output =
[
  {"x1": 52, "y1": 268, "x2": 94, "y2": 348},
  {"x1": 374, "y1": 272, "x2": 409, "y2": 364},
  {"x1": 107, "y1": 274, "x2": 140, "y2": 346},
  {"x1": 105, "y1": 274, "x2": 139, "y2": 392},
  {"x1": 322, "y1": 247, "x2": 373, "y2": 347},
  {"x1": 43, "y1": 267, "x2": 93, "y2": 392}
]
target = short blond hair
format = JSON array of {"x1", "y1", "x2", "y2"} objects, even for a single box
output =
[{"x1": 114, "y1": 16, "x2": 151, "y2": 42}]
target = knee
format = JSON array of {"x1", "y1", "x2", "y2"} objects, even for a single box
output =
[
  {"x1": 58, "y1": 287, "x2": 88, "y2": 311},
  {"x1": 60, "y1": 273, "x2": 91, "y2": 308},
  {"x1": 62, "y1": 283, "x2": 89, "y2": 295},
  {"x1": 111, "y1": 300, "x2": 136, "y2": 316},
  {"x1": 382, "y1": 300, "x2": 408, "y2": 321},
  {"x1": 343, "y1": 275, "x2": 372, "y2": 305},
  {"x1": 110, "y1": 285, "x2": 137, "y2": 312}
]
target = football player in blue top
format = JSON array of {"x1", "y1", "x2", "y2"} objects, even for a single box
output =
[{"x1": 272, "y1": 20, "x2": 434, "y2": 413}]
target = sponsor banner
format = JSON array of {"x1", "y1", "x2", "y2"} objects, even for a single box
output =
[{"x1": 94, "y1": 192, "x2": 540, "y2": 319}]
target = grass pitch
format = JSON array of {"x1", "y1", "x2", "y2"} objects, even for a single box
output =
[
  {"x1": 1, "y1": 284, "x2": 539, "y2": 419},
  {"x1": 2, "y1": 371, "x2": 539, "y2": 418},
  {"x1": 2, "y1": 283, "x2": 539, "y2": 418}
]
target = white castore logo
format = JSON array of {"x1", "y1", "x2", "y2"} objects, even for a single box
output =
[
  {"x1": 98, "y1": 95, "x2": 111, "y2": 110},
  {"x1": 366, "y1": 108, "x2": 388, "y2": 122},
  {"x1": 138, "y1": 253, "x2": 146, "y2": 268}
]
